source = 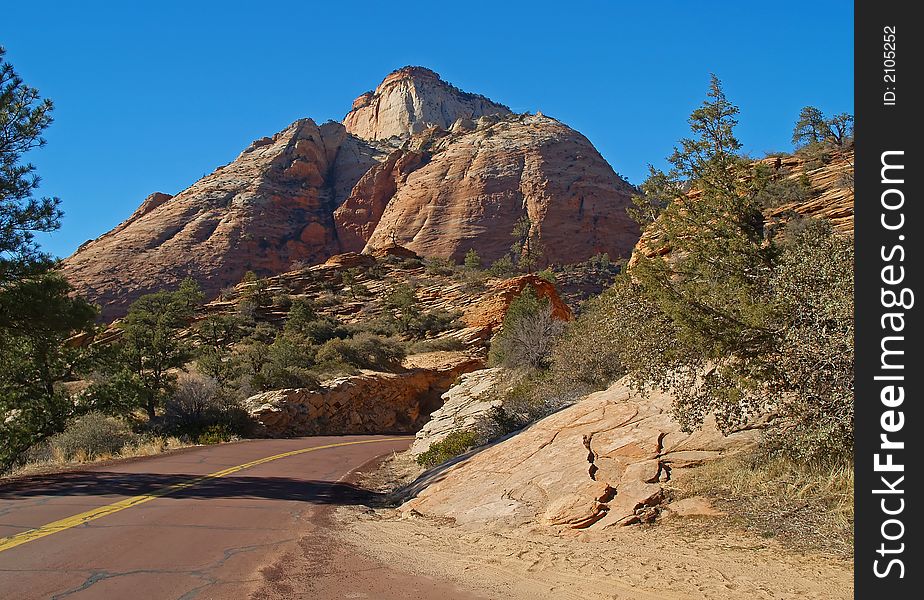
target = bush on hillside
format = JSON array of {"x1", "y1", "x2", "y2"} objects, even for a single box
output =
[
  {"x1": 416, "y1": 428, "x2": 482, "y2": 468},
  {"x1": 48, "y1": 412, "x2": 135, "y2": 461},
  {"x1": 162, "y1": 374, "x2": 252, "y2": 439},
  {"x1": 488, "y1": 286, "x2": 564, "y2": 370},
  {"x1": 315, "y1": 333, "x2": 406, "y2": 373}
]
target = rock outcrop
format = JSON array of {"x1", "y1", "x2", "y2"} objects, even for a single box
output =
[
  {"x1": 401, "y1": 377, "x2": 759, "y2": 529},
  {"x1": 409, "y1": 368, "x2": 503, "y2": 456},
  {"x1": 629, "y1": 149, "x2": 854, "y2": 269},
  {"x1": 245, "y1": 352, "x2": 482, "y2": 437},
  {"x1": 355, "y1": 114, "x2": 640, "y2": 265},
  {"x1": 62, "y1": 119, "x2": 386, "y2": 319},
  {"x1": 343, "y1": 66, "x2": 511, "y2": 141},
  {"x1": 763, "y1": 150, "x2": 854, "y2": 233},
  {"x1": 63, "y1": 67, "x2": 640, "y2": 320}
]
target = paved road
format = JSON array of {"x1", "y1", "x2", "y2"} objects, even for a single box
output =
[{"x1": 0, "y1": 436, "x2": 483, "y2": 599}]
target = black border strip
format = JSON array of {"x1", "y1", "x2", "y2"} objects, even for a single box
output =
[{"x1": 855, "y1": 1, "x2": 921, "y2": 596}]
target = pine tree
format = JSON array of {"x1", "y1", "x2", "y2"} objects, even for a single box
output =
[
  {"x1": 630, "y1": 75, "x2": 780, "y2": 433},
  {"x1": 0, "y1": 48, "x2": 98, "y2": 469}
]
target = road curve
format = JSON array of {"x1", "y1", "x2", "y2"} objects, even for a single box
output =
[{"x1": 0, "y1": 436, "x2": 482, "y2": 600}]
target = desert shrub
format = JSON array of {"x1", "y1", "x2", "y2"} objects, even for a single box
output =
[
  {"x1": 351, "y1": 282, "x2": 371, "y2": 297},
  {"x1": 753, "y1": 167, "x2": 813, "y2": 209},
  {"x1": 48, "y1": 412, "x2": 135, "y2": 461},
  {"x1": 315, "y1": 333, "x2": 406, "y2": 372},
  {"x1": 197, "y1": 423, "x2": 236, "y2": 445},
  {"x1": 162, "y1": 374, "x2": 252, "y2": 439},
  {"x1": 488, "y1": 286, "x2": 564, "y2": 370},
  {"x1": 348, "y1": 315, "x2": 401, "y2": 337},
  {"x1": 302, "y1": 317, "x2": 349, "y2": 345},
  {"x1": 240, "y1": 271, "x2": 271, "y2": 306},
  {"x1": 416, "y1": 428, "x2": 483, "y2": 468},
  {"x1": 272, "y1": 293, "x2": 293, "y2": 308},
  {"x1": 487, "y1": 255, "x2": 515, "y2": 277},
  {"x1": 424, "y1": 256, "x2": 456, "y2": 276},
  {"x1": 408, "y1": 308, "x2": 463, "y2": 339},
  {"x1": 400, "y1": 257, "x2": 424, "y2": 269},
  {"x1": 586, "y1": 252, "x2": 613, "y2": 272},
  {"x1": 285, "y1": 297, "x2": 317, "y2": 329},
  {"x1": 366, "y1": 262, "x2": 387, "y2": 279},
  {"x1": 762, "y1": 220, "x2": 854, "y2": 460},
  {"x1": 341, "y1": 268, "x2": 372, "y2": 298},
  {"x1": 407, "y1": 337, "x2": 466, "y2": 354},
  {"x1": 248, "y1": 334, "x2": 319, "y2": 391},
  {"x1": 537, "y1": 268, "x2": 556, "y2": 283},
  {"x1": 546, "y1": 291, "x2": 628, "y2": 391}
]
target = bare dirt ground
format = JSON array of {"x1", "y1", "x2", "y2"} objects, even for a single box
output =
[{"x1": 330, "y1": 453, "x2": 853, "y2": 600}]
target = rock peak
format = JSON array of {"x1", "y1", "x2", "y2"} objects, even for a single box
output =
[{"x1": 343, "y1": 66, "x2": 511, "y2": 140}]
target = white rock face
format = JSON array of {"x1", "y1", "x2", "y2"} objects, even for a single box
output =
[
  {"x1": 343, "y1": 67, "x2": 511, "y2": 141},
  {"x1": 410, "y1": 368, "x2": 503, "y2": 456}
]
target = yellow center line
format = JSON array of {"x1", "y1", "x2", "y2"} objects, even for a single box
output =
[{"x1": 0, "y1": 437, "x2": 406, "y2": 554}]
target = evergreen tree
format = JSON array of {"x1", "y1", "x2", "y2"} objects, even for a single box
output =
[
  {"x1": 0, "y1": 48, "x2": 98, "y2": 469},
  {"x1": 464, "y1": 248, "x2": 482, "y2": 270},
  {"x1": 792, "y1": 106, "x2": 854, "y2": 149},
  {"x1": 0, "y1": 47, "x2": 60, "y2": 286},
  {"x1": 630, "y1": 75, "x2": 781, "y2": 433},
  {"x1": 113, "y1": 281, "x2": 203, "y2": 419}
]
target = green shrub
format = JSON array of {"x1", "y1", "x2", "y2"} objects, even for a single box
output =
[
  {"x1": 416, "y1": 429, "x2": 483, "y2": 468},
  {"x1": 49, "y1": 412, "x2": 135, "y2": 461},
  {"x1": 197, "y1": 423, "x2": 235, "y2": 445},
  {"x1": 424, "y1": 256, "x2": 456, "y2": 276},
  {"x1": 537, "y1": 268, "x2": 556, "y2": 283},
  {"x1": 463, "y1": 248, "x2": 482, "y2": 270},
  {"x1": 315, "y1": 333, "x2": 406, "y2": 372},
  {"x1": 487, "y1": 255, "x2": 515, "y2": 277},
  {"x1": 408, "y1": 308, "x2": 463, "y2": 339},
  {"x1": 248, "y1": 334, "x2": 319, "y2": 391},
  {"x1": 162, "y1": 374, "x2": 252, "y2": 439},
  {"x1": 272, "y1": 293, "x2": 293, "y2": 308},
  {"x1": 407, "y1": 337, "x2": 466, "y2": 354}
]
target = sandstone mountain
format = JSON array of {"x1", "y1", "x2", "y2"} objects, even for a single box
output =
[
  {"x1": 336, "y1": 113, "x2": 639, "y2": 264},
  {"x1": 62, "y1": 67, "x2": 639, "y2": 320},
  {"x1": 342, "y1": 66, "x2": 512, "y2": 140}
]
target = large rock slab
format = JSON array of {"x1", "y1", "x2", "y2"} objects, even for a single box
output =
[
  {"x1": 409, "y1": 368, "x2": 503, "y2": 456},
  {"x1": 401, "y1": 377, "x2": 759, "y2": 529}
]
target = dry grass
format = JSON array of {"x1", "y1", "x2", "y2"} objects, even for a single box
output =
[
  {"x1": 668, "y1": 453, "x2": 853, "y2": 557},
  {"x1": 5, "y1": 436, "x2": 189, "y2": 479}
]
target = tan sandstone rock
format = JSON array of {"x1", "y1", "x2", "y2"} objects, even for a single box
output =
[
  {"x1": 62, "y1": 119, "x2": 385, "y2": 319},
  {"x1": 342, "y1": 66, "x2": 511, "y2": 141},
  {"x1": 359, "y1": 113, "x2": 640, "y2": 266},
  {"x1": 245, "y1": 352, "x2": 483, "y2": 437},
  {"x1": 400, "y1": 377, "x2": 758, "y2": 529}
]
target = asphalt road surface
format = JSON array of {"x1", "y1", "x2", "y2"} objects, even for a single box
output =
[{"x1": 0, "y1": 436, "x2": 485, "y2": 599}]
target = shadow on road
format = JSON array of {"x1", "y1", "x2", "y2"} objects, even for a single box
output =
[{"x1": 0, "y1": 472, "x2": 384, "y2": 505}]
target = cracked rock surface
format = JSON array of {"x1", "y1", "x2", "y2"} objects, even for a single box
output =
[{"x1": 401, "y1": 377, "x2": 759, "y2": 529}]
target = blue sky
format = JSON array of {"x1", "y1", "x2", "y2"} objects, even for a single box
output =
[{"x1": 2, "y1": 1, "x2": 853, "y2": 258}]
